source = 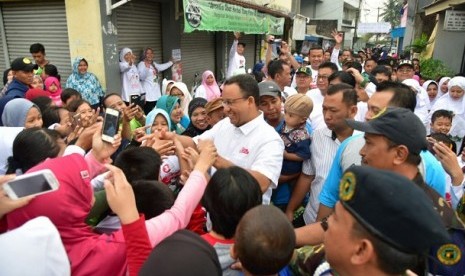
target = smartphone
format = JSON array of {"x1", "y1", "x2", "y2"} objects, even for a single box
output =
[
  {"x1": 69, "y1": 112, "x2": 82, "y2": 129},
  {"x1": 130, "y1": 94, "x2": 143, "y2": 109},
  {"x1": 102, "y1": 108, "x2": 120, "y2": 143},
  {"x1": 3, "y1": 169, "x2": 59, "y2": 200}
]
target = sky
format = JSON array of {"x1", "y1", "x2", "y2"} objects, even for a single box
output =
[{"x1": 361, "y1": 0, "x2": 387, "y2": 23}]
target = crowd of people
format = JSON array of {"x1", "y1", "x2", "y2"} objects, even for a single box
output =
[{"x1": 0, "y1": 31, "x2": 464, "y2": 275}]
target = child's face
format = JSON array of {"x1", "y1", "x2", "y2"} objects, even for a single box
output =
[
  {"x1": 284, "y1": 111, "x2": 306, "y2": 129},
  {"x1": 151, "y1": 114, "x2": 169, "y2": 133},
  {"x1": 49, "y1": 83, "x2": 58, "y2": 93},
  {"x1": 170, "y1": 103, "x2": 183, "y2": 124},
  {"x1": 431, "y1": 116, "x2": 452, "y2": 135},
  {"x1": 31, "y1": 77, "x2": 43, "y2": 89}
]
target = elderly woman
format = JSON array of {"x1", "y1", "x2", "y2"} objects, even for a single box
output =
[{"x1": 65, "y1": 57, "x2": 105, "y2": 109}]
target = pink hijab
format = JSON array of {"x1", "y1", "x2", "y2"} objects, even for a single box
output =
[
  {"x1": 201, "y1": 70, "x2": 221, "y2": 101},
  {"x1": 44, "y1": 77, "x2": 63, "y2": 106},
  {"x1": 6, "y1": 154, "x2": 128, "y2": 276}
]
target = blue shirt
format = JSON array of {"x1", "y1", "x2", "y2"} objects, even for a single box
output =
[{"x1": 319, "y1": 135, "x2": 447, "y2": 208}]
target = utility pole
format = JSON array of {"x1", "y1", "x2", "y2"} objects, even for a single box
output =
[
  {"x1": 376, "y1": 7, "x2": 381, "y2": 42},
  {"x1": 352, "y1": 0, "x2": 363, "y2": 50}
]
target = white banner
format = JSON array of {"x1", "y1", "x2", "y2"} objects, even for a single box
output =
[
  {"x1": 292, "y1": 14, "x2": 307, "y2": 40},
  {"x1": 357, "y1": 22, "x2": 391, "y2": 34}
]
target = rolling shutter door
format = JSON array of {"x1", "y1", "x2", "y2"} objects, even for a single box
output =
[
  {"x1": 1, "y1": 1, "x2": 71, "y2": 83},
  {"x1": 181, "y1": 30, "x2": 216, "y2": 90},
  {"x1": 115, "y1": 0, "x2": 162, "y2": 64}
]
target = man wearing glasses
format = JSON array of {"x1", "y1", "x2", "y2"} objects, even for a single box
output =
[{"x1": 160, "y1": 74, "x2": 284, "y2": 204}]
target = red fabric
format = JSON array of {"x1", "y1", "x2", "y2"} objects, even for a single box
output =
[
  {"x1": 25, "y1": 88, "x2": 48, "y2": 101},
  {"x1": 121, "y1": 215, "x2": 152, "y2": 276},
  {"x1": 186, "y1": 203, "x2": 206, "y2": 235},
  {"x1": 6, "y1": 154, "x2": 128, "y2": 276}
]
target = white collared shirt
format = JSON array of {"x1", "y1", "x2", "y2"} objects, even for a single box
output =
[
  {"x1": 306, "y1": 88, "x2": 326, "y2": 131},
  {"x1": 302, "y1": 127, "x2": 361, "y2": 224},
  {"x1": 194, "y1": 112, "x2": 284, "y2": 204}
]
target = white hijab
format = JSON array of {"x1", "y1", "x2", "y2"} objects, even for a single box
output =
[
  {"x1": 422, "y1": 80, "x2": 439, "y2": 109},
  {"x1": 438, "y1": 77, "x2": 451, "y2": 97}
]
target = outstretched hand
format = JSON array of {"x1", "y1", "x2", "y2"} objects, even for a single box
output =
[
  {"x1": 0, "y1": 175, "x2": 34, "y2": 218},
  {"x1": 331, "y1": 29, "x2": 343, "y2": 45},
  {"x1": 194, "y1": 139, "x2": 217, "y2": 173}
]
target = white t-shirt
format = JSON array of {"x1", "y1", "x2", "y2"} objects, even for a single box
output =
[
  {"x1": 227, "y1": 40, "x2": 246, "y2": 78},
  {"x1": 306, "y1": 88, "x2": 326, "y2": 130},
  {"x1": 194, "y1": 113, "x2": 284, "y2": 204}
]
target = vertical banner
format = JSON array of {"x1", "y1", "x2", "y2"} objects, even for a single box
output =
[
  {"x1": 183, "y1": 0, "x2": 284, "y2": 35},
  {"x1": 171, "y1": 49, "x2": 182, "y2": 81}
]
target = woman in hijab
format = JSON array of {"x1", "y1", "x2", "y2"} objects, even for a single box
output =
[
  {"x1": 119, "y1": 47, "x2": 144, "y2": 105},
  {"x1": 182, "y1": 97, "x2": 210, "y2": 137},
  {"x1": 438, "y1": 76, "x2": 451, "y2": 97},
  {"x1": 168, "y1": 82, "x2": 192, "y2": 117},
  {"x1": 65, "y1": 57, "x2": 105, "y2": 109},
  {"x1": 422, "y1": 80, "x2": 439, "y2": 110},
  {"x1": 156, "y1": 95, "x2": 190, "y2": 134},
  {"x1": 1, "y1": 98, "x2": 42, "y2": 128},
  {"x1": 195, "y1": 70, "x2": 221, "y2": 101},
  {"x1": 138, "y1": 47, "x2": 173, "y2": 114},
  {"x1": 162, "y1": 79, "x2": 175, "y2": 95}
]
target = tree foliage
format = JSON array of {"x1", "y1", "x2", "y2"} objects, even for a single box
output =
[{"x1": 380, "y1": 0, "x2": 403, "y2": 28}]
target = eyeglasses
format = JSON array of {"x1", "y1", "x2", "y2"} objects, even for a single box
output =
[
  {"x1": 222, "y1": 97, "x2": 247, "y2": 107},
  {"x1": 317, "y1": 75, "x2": 329, "y2": 80}
]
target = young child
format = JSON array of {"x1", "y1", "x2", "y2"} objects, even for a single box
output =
[
  {"x1": 201, "y1": 167, "x2": 262, "y2": 275},
  {"x1": 44, "y1": 76, "x2": 63, "y2": 106},
  {"x1": 119, "y1": 47, "x2": 144, "y2": 104},
  {"x1": 231, "y1": 205, "x2": 295, "y2": 276},
  {"x1": 273, "y1": 94, "x2": 313, "y2": 209},
  {"x1": 430, "y1": 109, "x2": 453, "y2": 135}
]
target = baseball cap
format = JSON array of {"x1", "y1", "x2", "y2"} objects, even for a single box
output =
[
  {"x1": 295, "y1": 67, "x2": 311, "y2": 76},
  {"x1": 398, "y1": 59, "x2": 414, "y2": 68},
  {"x1": 11, "y1": 57, "x2": 35, "y2": 72},
  {"x1": 284, "y1": 94, "x2": 313, "y2": 118},
  {"x1": 346, "y1": 107, "x2": 427, "y2": 155},
  {"x1": 339, "y1": 166, "x2": 450, "y2": 254},
  {"x1": 205, "y1": 98, "x2": 223, "y2": 114},
  {"x1": 258, "y1": 81, "x2": 281, "y2": 98}
]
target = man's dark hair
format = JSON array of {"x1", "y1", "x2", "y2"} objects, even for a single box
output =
[
  {"x1": 67, "y1": 99, "x2": 92, "y2": 112},
  {"x1": 61, "y1": 88, "x2": 81, "y2": 103},
  {"x1": 102, "y1": 92, "x2": 121, "y2": 108},
  {"x1": 431, "y1": 109, "x2": 453, "y2": 123},
  {"x1": 372, "y1": 65, "x2": 392, "y2": 77},
  {"x1": 318, "y1": 61, "x2": 338, "y2": 73},
  {"x1": 223, "y1": 74, "x2": 260, "y2": 107},
  {"x1": 267, "y1": 60, "x2": 287, "y2": 80},
  {"x1": 238, "y1": 42, "x2": 246, "y2": 48},
  {"x1": 352, "y1": 219, "x2": 419, "y2": 274},
  {"x1": 309, "y1": 46, "x2": 324, "y2": 54},
  {"x1": 201, "y1": 167, "x2": 262, "y2": 239},
  {"x1": 376, "y1": 81, "x2": 416, "y2": 112},
  {"x1": 131, "y1": 180, "x2": 175, "y2": 219},
  {"x1": 43, "y1": 64, "x2": 60, "y2": 82},
  {"x1": 29, "y1": 43, "x2": 45, "y2": 54},
  {"x1": 41, "y1": 106, "x2": 61, "y2": 129},
  {"x1": 114, "y1": 147, "x2": 162, "y2": 183},
  {"x1": 326, "y1": 83, "x2": 357, "y2": 106},
  {"x1": 328, "y1": 71, "x2": 356, "y2": 88},
  {"x1": 344, "y1": 61, "x2": 363, "y2": 73},
  {"x1": 365, "y1": 58, "x2": 377, "y2": 64}
]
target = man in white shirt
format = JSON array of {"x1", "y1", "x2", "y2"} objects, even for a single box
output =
[
  {"x1": 226, "y1": 32, "x2": 246, "y2": 78},
  {"x1": 161, "y1": 74, "x2": 284, "y2": 204},
  {"x1": 285, "y1": 83, "x2": 358, "y2": 224},
  {"x1": 306, "y1": 62, "x2": 339, "y2": 131}
]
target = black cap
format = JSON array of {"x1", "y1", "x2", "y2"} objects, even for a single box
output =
[
  {"x1": 258, "y1": 81, "x2": 281, "y2": 98},
  {"x1": 10, "y1": 57, "x2": 35, "y2": 72},
  {"x1": 346, "y1": 107, "x2": 427, "y2": 155},
  {"x1": 339, "y1": 166, "x2": 450, "y2": 254}
]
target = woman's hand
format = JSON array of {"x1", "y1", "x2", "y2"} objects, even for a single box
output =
[{"x1": 0, "y1": 175, "x2": 34, "y2": 219}]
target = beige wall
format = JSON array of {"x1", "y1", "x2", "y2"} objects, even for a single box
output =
[{"x1": 65, "y1": 0, "x2": 106, "y2": 88}]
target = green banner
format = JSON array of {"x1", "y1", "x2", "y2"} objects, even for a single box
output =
[{"x1": 183, "y1": 0, "x2": 284, "y2": 35}]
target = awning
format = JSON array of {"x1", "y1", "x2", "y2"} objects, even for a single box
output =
[
  {"x1": 424, "y1": 0, "x2": 465, "y2": 16},
  {"x1": 183, "y1": 0, "x2": 285, "y2": 34}
]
